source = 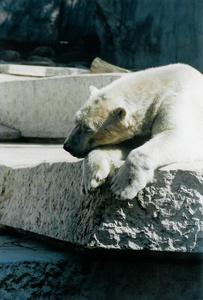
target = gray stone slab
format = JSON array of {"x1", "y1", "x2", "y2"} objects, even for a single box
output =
[
  {"x1": 0, "y1": 64, "x2": 89, "y2": 77},
  {"x1": 0, "y1": 144, "x2": 202, "y2": 254},
  {"x1": 0, "y1": 124, "x2": 21, "y2": 140},
  {"x1": 0, "y1": 72, "x2": 123, "y2": 138}
]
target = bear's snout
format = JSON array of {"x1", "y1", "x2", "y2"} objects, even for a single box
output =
[
  {"x1": 63, "y1": 125, "x2": 95, "y2": 158},
  {"x1": 63, "y1": 140, "x2": 90, "y2": 158},
  {"x1": 63, "y1": 143, "x2": 74, "y2": 155}
]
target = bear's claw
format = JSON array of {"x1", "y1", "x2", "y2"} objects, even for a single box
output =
[
  {"x1": 81, "y1": 151, "x2": 112, "y2": 195},
  {"x1": 110, "y1": 161, "x2": 142, "y2": 200},
  {"x1": 81, "y1": 174, "x2": 107, "y2": 195},
  {"x1": 111, "y1": 180, "x2": 138, "y2": 200}
]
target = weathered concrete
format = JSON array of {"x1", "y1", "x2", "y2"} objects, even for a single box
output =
[
  {"x1": 0, "y1": 64, "x2": 89, "y2": 77},
  {"x1": 0, "y1": 144, "x2": 202, "y2": 253},
  {"x1": 0, "y1": 71, "x2": 122, "y2": 138}
]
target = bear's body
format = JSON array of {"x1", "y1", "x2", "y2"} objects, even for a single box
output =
[{"x1": 64, "y1": 64, "x2": 203, "y2": 200}]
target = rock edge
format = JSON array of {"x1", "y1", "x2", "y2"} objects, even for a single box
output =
[{"x1": 0, "y1": 145, "x2": 202, "y2": 253}]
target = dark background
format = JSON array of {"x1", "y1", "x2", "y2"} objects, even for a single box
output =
[{"x1": 0, "y1": 0, "x2": 202, "y2": 71}]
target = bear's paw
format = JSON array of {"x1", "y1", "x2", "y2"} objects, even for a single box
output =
[
  {"x1": 111, "y1": 157, "x2": 154, "y2": 200},
  {"x1": 81, "y1": 150, "x2": 112, "y2": 195}
]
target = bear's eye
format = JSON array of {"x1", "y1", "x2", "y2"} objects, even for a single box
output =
[{"x1": 83, "y1": 124, "x2": 93, "y2": 133}]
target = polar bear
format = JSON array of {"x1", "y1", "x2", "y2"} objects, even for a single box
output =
[{"x1": 64, "y1": 64, "x2": 203, "y2": 200}]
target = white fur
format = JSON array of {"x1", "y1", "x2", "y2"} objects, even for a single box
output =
[
  {"x1": 81, "y1": 147, "x2": 124, "y2": 194},
  {"x1": 81, "y1": 64, "x2": 203, "y2": 200},
  {"x1": 89, "y1": 85, "x2": 99, "y2": 96}
]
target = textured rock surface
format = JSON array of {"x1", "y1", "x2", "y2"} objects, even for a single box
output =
[
  {"x1": 0, "y1": 72, "x2": 122, "y2": 138},
  {"x1": 0, "y1": 144, "x2": 202, "y2": 253},
  {"x1": 93, "y1": 0, "x2": 203, "y2": 72}
]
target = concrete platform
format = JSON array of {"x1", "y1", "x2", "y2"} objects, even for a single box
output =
[
  {"x1": 0, "y1": 144, "x2": 202, "y2": 299},
  {"x1": 0, "y1": 65, "x2": 123, "y2": 138},
  {"x1": 0, "y1": 144, "x2": 202, "y2": 254}
]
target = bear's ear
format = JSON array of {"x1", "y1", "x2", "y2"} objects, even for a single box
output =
[
  {"x1": 112, "y1": 107, "x2": 127, "y2": 120},
  {"x1": 89, "y1": 85, "x2": 99, "y2": 95}
]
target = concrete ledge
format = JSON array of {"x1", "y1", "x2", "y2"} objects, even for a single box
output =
[
  {"x1": 0, "y1": 144, "x2": 202, "y2": 253},
  {"x1": 0, "y1": 64, "x2": 89, "y2": 77},
  {"x1": 0, "y1": 68, "x2": 123, "y2": 138}
]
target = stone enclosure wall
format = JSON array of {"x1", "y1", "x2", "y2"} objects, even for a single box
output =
[
  {"x1": 1, "y1": 0, "x2": 203, "y2": 71},
  {"x1": 0, "y1": 0, "x2": 99, "y2": 67},
  {"x1": 0, "y1": 0, "x2": 97, "y2": 45},
  {"x1": 93, "y1": 0, "x2": 203, "y2": 71}
]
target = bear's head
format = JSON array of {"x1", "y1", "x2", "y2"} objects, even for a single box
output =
[{"x1": 63, "y1": 86, "x2": 134, "y2": 158}]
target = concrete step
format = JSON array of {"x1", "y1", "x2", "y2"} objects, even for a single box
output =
[
  {"x1": 0, "y1": 65, "x2": 123, "y2": 138},
  {"x1": 0, "y1": 143, "x2": 77, "y2": 167},
  {"x1": 0, "y1": 144, "x2": 202, "y2": 254},
  {"x1": 0, "y1": 63, "x2": 89, "y2": 77}
]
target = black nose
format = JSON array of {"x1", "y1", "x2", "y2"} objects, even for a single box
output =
[{"x1": 63, "y1": 143, "x2": 74, "y2": 154}]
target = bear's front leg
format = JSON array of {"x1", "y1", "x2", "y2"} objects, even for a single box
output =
[
  {"x1": 110, "y1": 131, "x2": 193, "y2": 200},
  {"x1": 111, "y1": 150, "x2": 154, "y2": 200},
  {"x1": 81, "y1": 147, "x2": 125, "y2": 195}
]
